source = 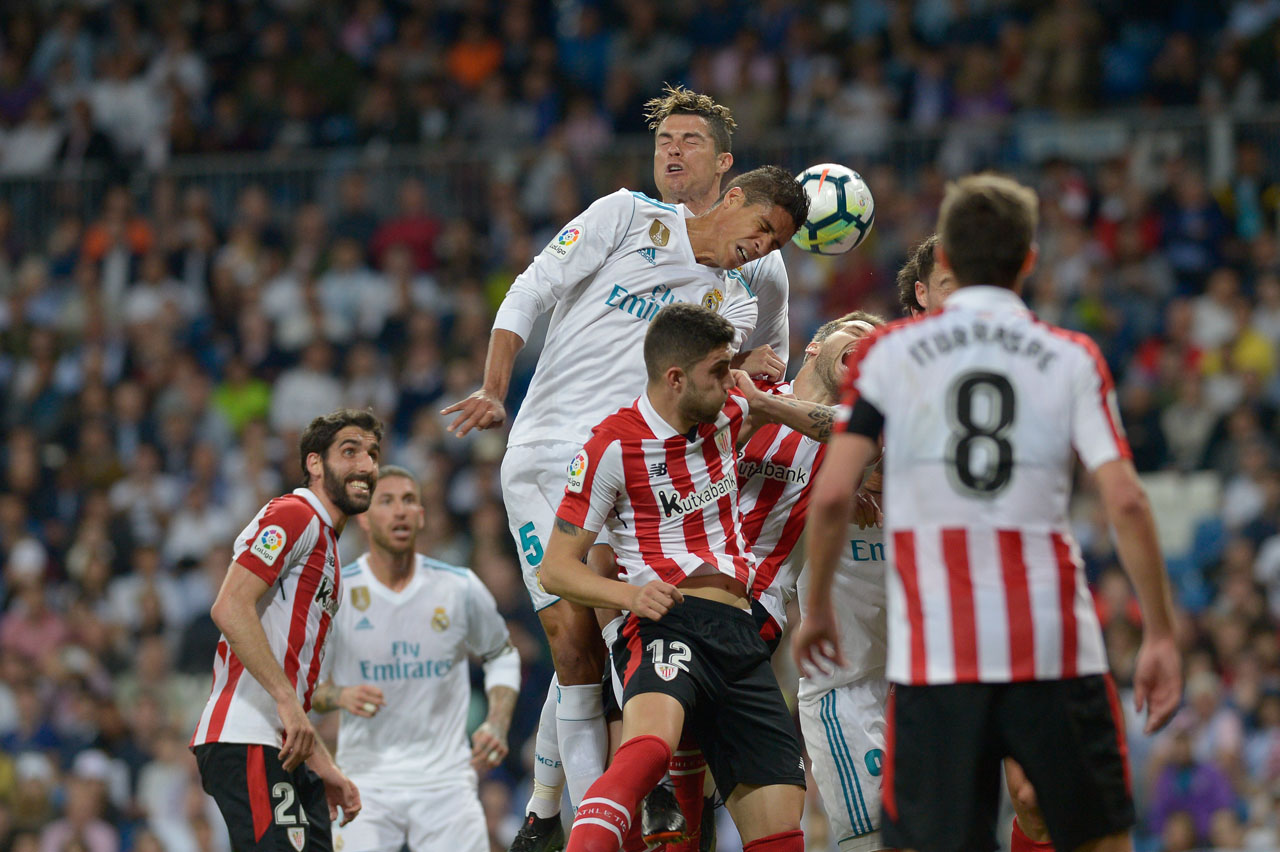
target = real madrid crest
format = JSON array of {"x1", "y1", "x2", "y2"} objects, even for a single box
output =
[
  {"x1": 701, "y1": 288, "x2": 724, "y2": 311},
  {"x1": 432, "y1": 606, "x2": 450, "y2": 631},
  {"x1": 649, "y1": 220, "x2": 670, "y2": 247},
  {"x1": 350, "y1": 586, "x2": 370, "y2": 611}
]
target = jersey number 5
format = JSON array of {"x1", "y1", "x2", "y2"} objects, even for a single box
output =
[
  {"x1": 946, "y1": 371, "x2": 1015, "y2": 497},
  {"x1": 518, "y1": 522, "x2": 544, "y2": 567}
]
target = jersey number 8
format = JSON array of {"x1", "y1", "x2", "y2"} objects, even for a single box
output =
[{"x1": 945, "y1": 372, "x2": 1015, "y2": 497}]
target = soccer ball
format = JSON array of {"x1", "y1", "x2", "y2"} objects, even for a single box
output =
[{"x1": 791, "y1": 163, "x2": 875, "y2": 255}]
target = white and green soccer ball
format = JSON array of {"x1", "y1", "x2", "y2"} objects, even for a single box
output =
[{"x1": 791, "y1": 163, "x2": 875, "y2": 255}]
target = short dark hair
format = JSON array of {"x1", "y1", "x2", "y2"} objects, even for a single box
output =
[
  {"x1": 643, "y1": 84, "x2": 737, "y2": 154},
  {"x1": 896, "y1": 234, "x2": 939, "y2": 315},
  {"x1": 812, "y1": 310, "x2": 885, "y2": 344},
  {"x1": 644, "y1": 304, "x2": 736, "y2": 382},
  {"x1": 937, "y1": 175, "x2": 1038, "y2": 289},
  {"x1": 374, "y1": 464, "x2": 419, "y2": 494},
  {"x1": 298, "y1": 409, "x2": 384, "y2": 481},
  {"x1": 723, "y1": 166, "x2": 810, "y2": 235}
]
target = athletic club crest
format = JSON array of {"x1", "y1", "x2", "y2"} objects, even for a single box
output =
[
  {"x1": 714, "y1": 428, "x2": 731, "y2": 456},
  {"x1": 432, "y1": 606, "x2": 450, "y2": 631},
  {"x1": 654, "y1": 662, "x2": 678, "y2": 681},
  {"x1": 288, "y1": 827, "x2": 305, "y2": 851},
  {"x1": 350, "y1": 586, "x2": 370, "y2": 611}
]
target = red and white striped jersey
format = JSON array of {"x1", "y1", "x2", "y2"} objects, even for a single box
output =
[
  {"x1": 191, "y1": 488, "x2": 342, "y2": 748},
  {"x1": 736, "y1": 381, "x2": 825, "y2": 636},
  {"x1": 556, "y1": 390, "x2": 755, "y2": 590},
  {"x1": 838, "y1": 285, "x2": 1131, "y2": 686}
]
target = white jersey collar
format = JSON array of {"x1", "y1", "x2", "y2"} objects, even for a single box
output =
[
  {"x1": 355, "y1": 552, "x2": 424, "y2": 602},
  {"x1": 638, "y1": 391, "x2": 682, "y2": 439},
  {"x1": 942, "y1": 285, "x2": 1030, "y2": 316},
  {"x1": 293, "y1": 487, "x2": 334, "y2": 528}
]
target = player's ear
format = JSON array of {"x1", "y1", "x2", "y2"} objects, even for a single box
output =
[
  {"x1": 804, "y1": 340, "x2": 820, "y2": 358},
  {"x1": 664, "y1": 364, "x2": 685, "y2": 391},
  {"x1": 716, "y1": 152, "x2": 733, "y2": 176},
  {"x1": 1019, "y1": 242, "x2": 1039, "y2": 281},
  {"x1": 305, "y1": 451, "x2": 324, "y2": 486}
]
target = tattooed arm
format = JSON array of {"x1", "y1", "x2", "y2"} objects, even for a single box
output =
[{"x1": 733, "y1": 371, "x2": 837, "y2": 444}]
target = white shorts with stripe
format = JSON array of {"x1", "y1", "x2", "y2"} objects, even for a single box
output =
[
  {"x1": 500, "y1": 440, "x2": 581, "y2": 612},
  {"x1": 798, "y1": 677, "x2": 890, "y2": 852}
]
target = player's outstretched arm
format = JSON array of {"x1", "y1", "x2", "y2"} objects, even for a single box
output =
[
  {"x1": 540, "y1": 517, "x2": 683, "y2": 619},
  {"x1": 733, "y1": 370, "x2": 835, "y2": 444},
  {"x1": 440, "y1": 329, "x2": 523, "y2": 437},
  {"x1": 1093, "y1": 458, "x2": 1182, "y2": 734},
  {"x1": 311, "y1": 681, "x2": 386, "y2": 718},
  {"x1": 793, "y1": 432, "x2": 880, "y2": 675},
  {"x1": 211, "y1": 562, "x2": 318, "y2": 771}
]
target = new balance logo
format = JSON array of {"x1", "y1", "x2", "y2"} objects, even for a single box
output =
[
  {"x1": 636, "y1": 247, "x2": 657, "y2": 265},
  {"x1": 657, "y1": 477, "x2": 734, "y2": 517},
  {"x1": 355, "y1": 617, "x2": 374, "y2": 630},
  {"x1": 648, "y1": 462, "x2": 667, "y2": 478}
]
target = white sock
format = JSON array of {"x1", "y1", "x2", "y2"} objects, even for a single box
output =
[
  {"x1": 556, "y1": 682, "x2": 607, "y2": 809},
  {"x1": 526, "y1": 676, "x2": 565, "y2": 819}
]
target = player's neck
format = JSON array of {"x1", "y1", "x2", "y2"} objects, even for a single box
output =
[
  {"x1": 365, "y1": 545, "x2": 416, "y2": 591},
  {"x1": 671, "y1": 191, "x2": 717, "y2": 217},
  {"x1": 682, "y1": 215, "x2": 720, "y2": 267},
  {"x1": 792, "y1": 364, "x2": 835, "y2": 406}
]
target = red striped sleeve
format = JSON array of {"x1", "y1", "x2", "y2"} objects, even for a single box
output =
[{"x1": 234, "y1": 496, "x2": 316, "y2": 585}]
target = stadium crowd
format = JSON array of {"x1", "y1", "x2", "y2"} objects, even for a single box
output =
[{"x1": 0, "y1": 1, "x2": 1279, "y2": 851}]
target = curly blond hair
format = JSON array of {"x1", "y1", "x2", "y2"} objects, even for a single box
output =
[{"x1": 642, "y1": 84, "x2": 737, "y2": 154}]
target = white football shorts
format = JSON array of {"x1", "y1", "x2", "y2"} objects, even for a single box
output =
[
  {"x1": 332, "y1": 781, "x2": 487, "y2": 852},
  {"x1": 798, "y1": 677, "x2": 891, "y2": 852},
  {"x1": 500, "y1": 440, "x2": 582, "y2": 612}
]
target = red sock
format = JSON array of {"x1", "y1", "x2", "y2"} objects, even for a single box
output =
[
  {"x1": 667, "y1": 736, "x2": 706, "y2": 851},
  {"x1": 1011, "y1": 817, "x2": 1055, "y2": 852},
  {"x1": 621, "y1": 819, "x2": 648, "y2": 852},
  {"x1": 567, "y1": 735, "x2": 672, "y2": 852},
  {"x1": 743, "y1": 829, "x2": 804, "y2": 852}
]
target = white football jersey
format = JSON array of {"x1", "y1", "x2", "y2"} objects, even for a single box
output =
[
  {"x1": 494, "y1": 189, "x2": 756, "y2": 449},
  {"x1": 796, "y1": 524, "x2": 888, "y2": 697},
  {"x1": 324, "y1": 555, "x2": 517, "y2": 788},
  {"x1": 840, "y1": 285, "x2": 1130, "y2": 686}
]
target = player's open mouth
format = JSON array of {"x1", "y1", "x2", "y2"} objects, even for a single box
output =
[
  {"x1": 390, "y1": 524, "x2": 411, "y2": 535},
  {"x1": 737, "y1": 247, "x2": 748, "y2": 263},
  {"x1": 666, "y1": 164, "x2": 683, "y2": 173},
  {"x1": 349, "y1": 481, "x2": 370, "y2": 494}
]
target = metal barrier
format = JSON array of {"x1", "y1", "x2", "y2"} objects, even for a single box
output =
[{"x1": 0, "y1": 106, "x2": 1273, "y2": 249}]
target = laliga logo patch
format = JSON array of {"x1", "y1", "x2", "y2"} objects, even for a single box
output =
[
  {"x1": 250, "y1": 525, "x2": 287, "y2": 566},
  {"x1": 566, "y1": 449, "x2": 588, "y2": 493},
  {"x1": 701, "y1": 288, "x2": 724, "y2": 311},
  {"x1": 432, "y1": 606, "x2": 450, "y2": 632},
  {"x1": 548, "y1": 226, "x2": 582, "y2": 258},
  {"x1": 654, "y1": 662, "x2": 679, "y2": 681}
]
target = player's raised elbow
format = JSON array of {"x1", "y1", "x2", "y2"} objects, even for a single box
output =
[{"x1": 538, "y1": 560, "x2": 568, "y2": 598}]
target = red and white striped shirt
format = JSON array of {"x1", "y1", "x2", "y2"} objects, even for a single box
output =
[
  {"x1": 736, "y1": 381, "x2": 825, "y2": 636},
  {"x1": 838, "y1": 286, "x2": 1130, "y2": 686},
  {"x1": 556, "y1": 390, "x2": 754, "y2": 590},
  {"x1": 191, "y1": 488, "x2": 342, "y2": 748}
]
